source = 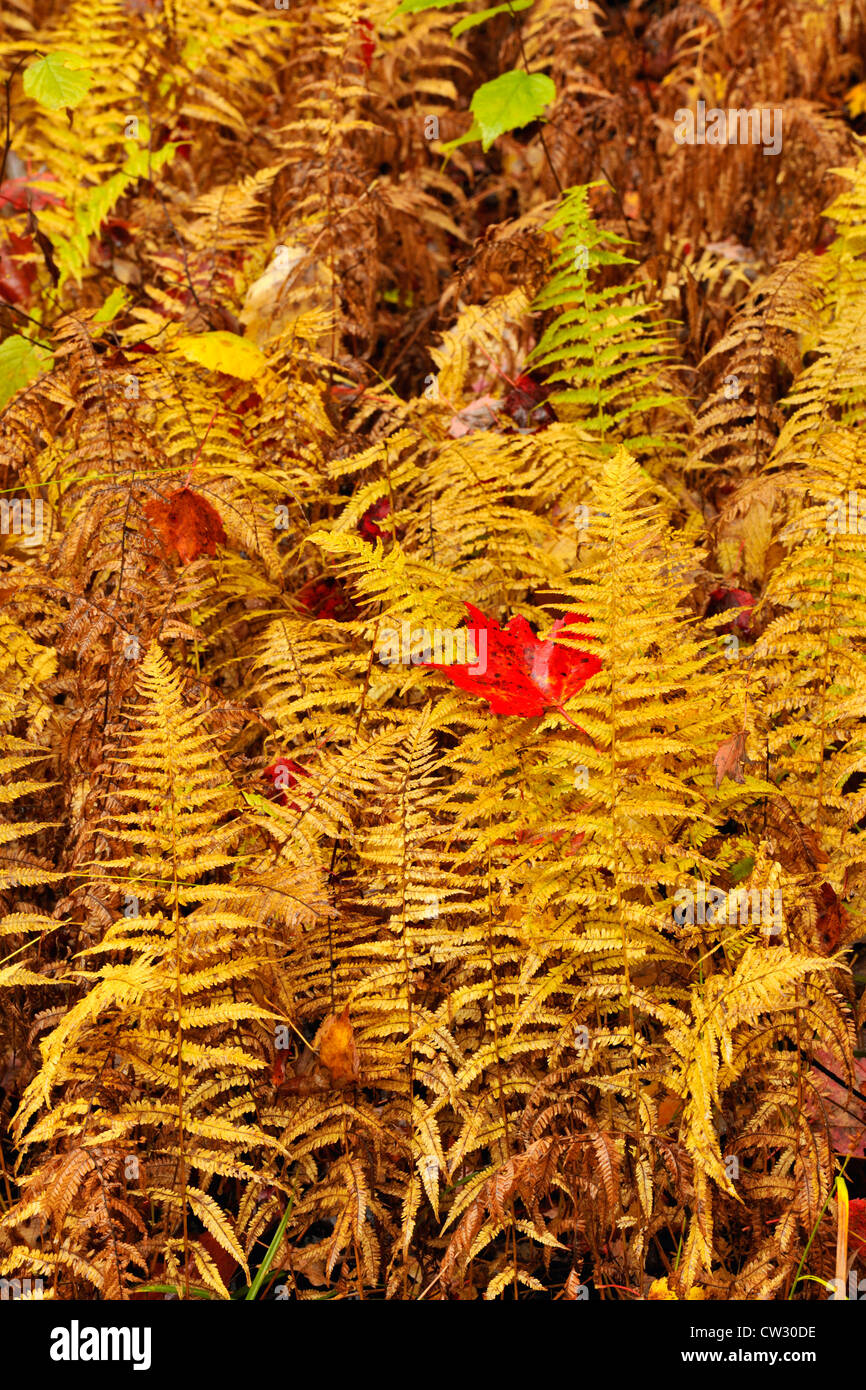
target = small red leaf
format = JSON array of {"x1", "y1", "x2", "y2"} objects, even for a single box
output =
[
  {"x1": 358, "y1": 497, "x2": 390, "y2": 542},
  {"x1": 0, "y1": 171, "x2": 63, "y2": 214},
  {"x1": 263, "y1": 757, "x2": 309, "y2": 808},
  {"x1": 849, "y1": 1199, "x2": 866, "y2": 1255},
  {"x1": 706, "y1": 586, "x2": 755, "y2": 634},
  {"x1": 357, "y1": 17, "x2": 375, "y2": 70},
  {"x1": 0, "y1": 232, "x2": 37, "y2": 306},
  {"x1": 296, "y1": 576, "x2": 358, "y2": 620},
  {"x1": 502, "y1": 372, "x2": 554, "y2": 431}
]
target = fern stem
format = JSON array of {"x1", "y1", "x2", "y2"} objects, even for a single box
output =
[
  {"x1": 787, "y1": 1158, "x2": 851, "y2": 1299},
  {"x1": 245, "y1": 1199, "x2": 294, "y2": 1301},
  {"x1": 505, "y1": 3, "x2": 563, "y2": 196},
  {"x1": 168, "y1": 762, "x2": 190, "y2": 1300}
]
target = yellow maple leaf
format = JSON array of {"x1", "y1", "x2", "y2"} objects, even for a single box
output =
[
  {"x1": 846, "y1": 82, "x2": 866, "y2": 118},
  {"x1": 647, "y1": 1276, "x2": 706, "y2": 1300},
  {"x1": 647, "y1": 1277, "x2": 677, "y2": 1300},
  {"x1": 173, "y1": 331, "x2": 267, "y2": 381}
]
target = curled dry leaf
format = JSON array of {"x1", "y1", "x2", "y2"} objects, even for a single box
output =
[
  {"x1": 448, "y1": 396, "x2": 501, "y2": 437},
  {"x1": 276, "y1": 1001, "x2": 360, "y2": 1095},
  {"x1": 713, "y1": 730, "x2": 747, "y2": 789}
]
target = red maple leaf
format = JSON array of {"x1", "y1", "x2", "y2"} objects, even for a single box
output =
[
  {"x1": 806, "y1": 1047, "x2": 866, "y2": 1158},
  {"x1": 142, "y1": 488, "x2": 226, "y2": 564},
  {"x1": 0, "y1": 168, "x2": 63, "y2": 215},
  {"x1": 357, "y1": 17, "x2": 375, "y2": 70},
  {"x1": 358, "y1": 497, "x2": 390, "y2": 541},
  {"x1": 296, "y1": 576, "x2": 358, "y2": 621},
  {"x1": 424, "y1": 602, "x2": 602, "y2": 719},
  {"x1": 849, "y1": 1199, "x2": 866, "y2": 1256},
  {"x1": 707, "y1": 586, "x2": 755, "y2": 633},
  {"x1": 263, "y1": 757, "x2": 310, "y2": 809},
  {"x1": 502, "y1": 372, "x2": 554, "y2": 431},
  {"x1": 0, "y1": 232, "x2": 36, "y2": 306}
]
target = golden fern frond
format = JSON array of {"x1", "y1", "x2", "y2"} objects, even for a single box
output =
[
  {"x1": 770, "y1": 157, "x2": 866, "y2": 470},
  {"x1": 690, "y1": 253, "x2": 819, "y2": 474},
  {"x1": 3, "y1": 643, "x2": 307, "y2": 1297},
  {"x1": 751, "y1": 430, "x2": 866, "y2": 868}
]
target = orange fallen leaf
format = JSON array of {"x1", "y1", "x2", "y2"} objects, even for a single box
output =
[
  {"x1": 274, "y1": 1003, "x2": 360, "y2": 1093},
  {"x1": 657, "y1": 1093, "x2": 683, "y2": 1127},
  {"x1": 315, "y1": 1001, "x2": 360, "y2": 1088},
  {"x1": 143, "y1": 487, "x2": 226, "y2": 564}
]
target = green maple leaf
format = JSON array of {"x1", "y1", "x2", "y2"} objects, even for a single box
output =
[
  {"x1": 451, "y1": 0, "x2": 532, "y2": 37},
  {"x1": 470, "y1": 70, "x2": 556, "y2": 151},
  {"x1": 0, "y1": 335, "x2": 52, "y2": 411},
  {"x1": 392, "y1": 0, "x2": 461, "y2": 13},
  {"x1": 23, "y1": 52, "x2": 93, "y2": 111}
]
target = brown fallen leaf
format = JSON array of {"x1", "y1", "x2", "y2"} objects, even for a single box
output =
[
  {"x1": 278, "y1": 1069, "x2": 328, "y2": 1097},
  {"x1": 713, "y1": 730, "x2": 747, "y2": 789},
  {"x1": 815, "y1": 881, "x2": 848, "y2": 953},
  {"x1": 448, "y1": 396, "x2": 501, "y2": 437},
  {"x1": 805, "y1": 1047, "x2": 866, "y2": 1157},
  {"x1": 289, "y1": 1242, "x2": 330, "y2": 1286}
]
